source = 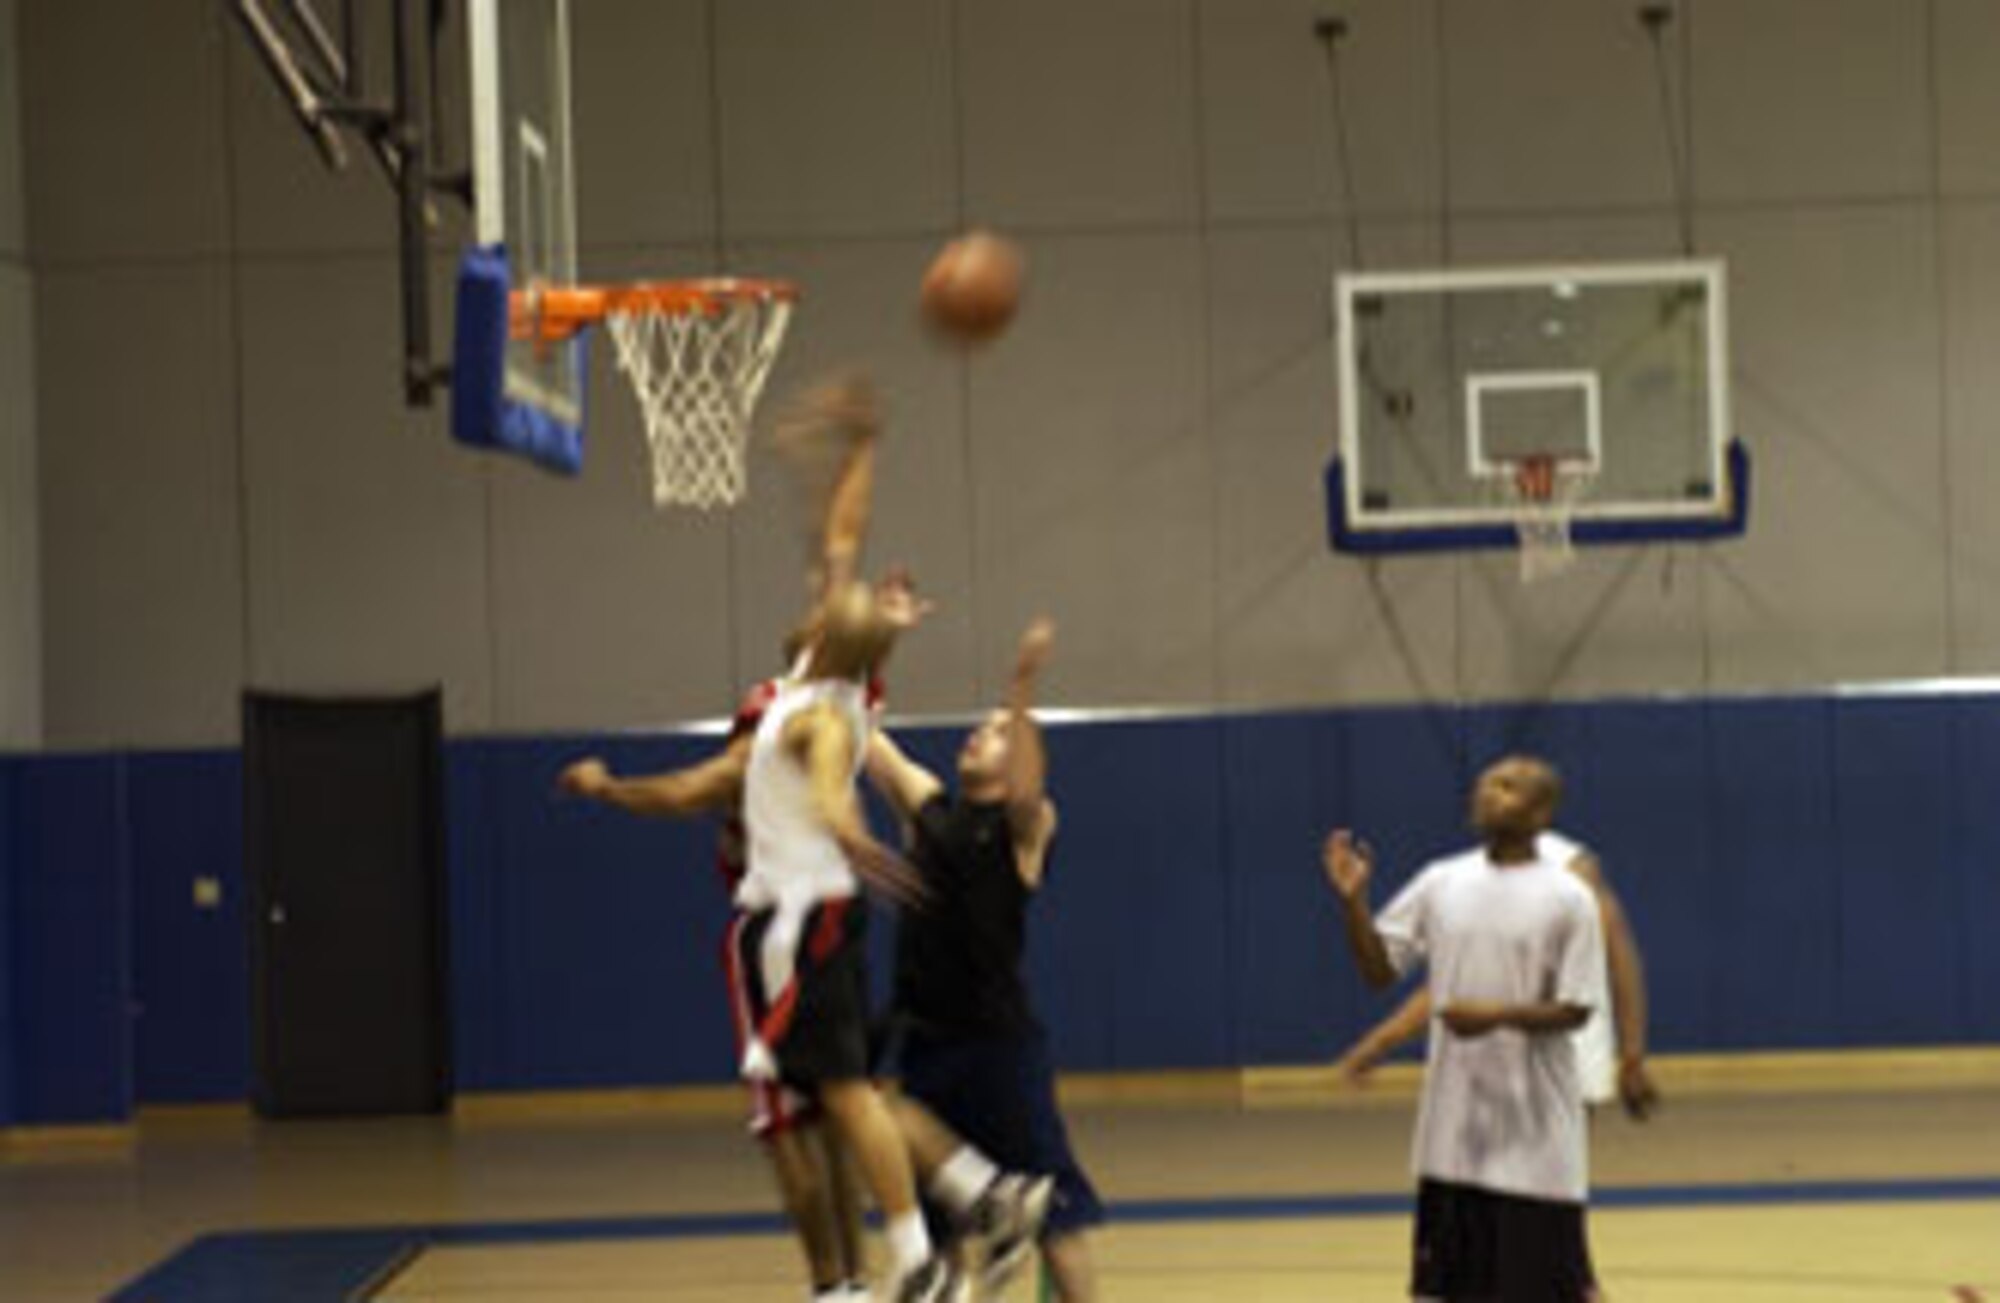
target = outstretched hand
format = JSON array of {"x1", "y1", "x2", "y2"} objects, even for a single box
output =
[
  {"x1": 774, "y1": 372, "x2": 881, "y2": 460},
  {"x1": 874, "y1": 566, "x2": 937, "y2": 632},
  {"x1": 1321, "y1": 830, "x2": 1374, "y2": 903},
  {"x1": 558, "y1": 758, "x2": 613, "y2": 800},
  {"x1": 1015, "y1": 617, "x2": 1056, "y2": 681},
  {"x1": 1332, "y1": 1044, "x2": 1380, "y2": 1089}
]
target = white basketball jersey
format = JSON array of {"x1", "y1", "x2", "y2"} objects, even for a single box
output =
[{"x1": 736, "y1": 675, "x2": 872, "y2": 913}]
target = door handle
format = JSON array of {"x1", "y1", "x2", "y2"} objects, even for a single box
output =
[{"x1": 270, "y1": 904, "x2": 288, "y2": 925}]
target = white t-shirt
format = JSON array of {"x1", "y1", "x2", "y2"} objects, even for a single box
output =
[
  {"x1": 1377, "y1": 840, "x2": 1608, "y2": 1203},
  {"x1": 736, "y1": 676, "x2": 871, "y2": 914},
  {"x1": 1541, "y1": 831, "x2": 1618, "y2": 1107}
]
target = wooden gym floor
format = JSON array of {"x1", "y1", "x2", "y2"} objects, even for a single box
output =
[{"x1": 6, "y1": 1057, "x2": 1999, "y2": 1301}]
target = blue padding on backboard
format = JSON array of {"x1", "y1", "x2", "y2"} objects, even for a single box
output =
[
  {"x1": 452, "y1": 244, "x2": 587, "y2": 477},
  {"x1": 1326, "y1": 440, "x2": 1753, "y2": 555}
]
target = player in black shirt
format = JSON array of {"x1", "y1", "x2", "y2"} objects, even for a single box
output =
[{"x1": 867, "y1": 618, "x2": 1104, "y2": 1302}]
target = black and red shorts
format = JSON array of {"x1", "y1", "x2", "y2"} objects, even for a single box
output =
[{"x1": 723, "y1": 897, "x2": 871, "y2": 1113}]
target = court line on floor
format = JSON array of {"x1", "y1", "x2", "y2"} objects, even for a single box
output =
[{"x1": 109, "y1": 1176, "x2": 2000, "y2": 1301}]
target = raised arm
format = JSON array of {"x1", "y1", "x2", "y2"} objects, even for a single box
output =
[
  {"x1": 775, "y1": 374, "x2": 881, "y2": 610},
  {"x1": 818, "y1": 421, "x2": 875, "y2": 599},
  {"x1": 1322, "y1": 831, "x2": 1399, "y2": 990},
  {"x1": 557, "y1": 736, "x2": 750, "y2": 819},
  {"x1": 1002, "y1": 617, "x2": 1055, "y2": 838},
  {"x1": 1568, "y1": 852, "x2": 1660, "y2": 1119},
  {"x1": 865, "y1": 728, "x2": 945, "y2": 823}
]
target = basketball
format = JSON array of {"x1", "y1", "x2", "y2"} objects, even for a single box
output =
[{"x1": 920, "y1": 230, "x2": 1025, "y2": 343}]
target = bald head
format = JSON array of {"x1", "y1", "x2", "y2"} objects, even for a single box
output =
[{"x1": 809, "y1": 579, "x2": 899, "y2": 682}]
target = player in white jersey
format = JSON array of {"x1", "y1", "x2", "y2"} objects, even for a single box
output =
[
  {"x1": 1324, "y1": 756, "x2": 1607, "y2": 1302},
  {"x1": 1332, "y1": 831, "x2": 1658, "y2": 1115},
  {"x1": 556, "y1": 397, "x2": 897, "y2": 1302},
  {"x1": 731, "y1": 377, "x2": 1050, "y2": 1303}
]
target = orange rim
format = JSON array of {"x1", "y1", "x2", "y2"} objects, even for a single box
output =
[{"x1": 510, "y1": 278, "x2": 798, "y2": 341}]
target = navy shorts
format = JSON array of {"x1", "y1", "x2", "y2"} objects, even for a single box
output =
[{"x1": 897, "y1": 1028, "x2": 1105, "y2": 1242}]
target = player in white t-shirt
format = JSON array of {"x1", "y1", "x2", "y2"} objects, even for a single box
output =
[
  {"x1": 1331, "y1": 830, "x2": 1659, "y2": 1115},
  {"x1": 1323, "y1": 756, "x2": 1607, "y2": 1302}
]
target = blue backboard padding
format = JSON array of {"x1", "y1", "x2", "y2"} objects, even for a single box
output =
[
  {"x1": 451, "y1": 244, "x2": 586, "y2": 476},
  {"x1": 1326, "y1": 440, "x2": 1752, "y2": 555}
]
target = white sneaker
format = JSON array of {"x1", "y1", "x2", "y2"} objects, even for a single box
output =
[{"x1": 972, "y1": 1174, "x2": 1054, "y2": 1295}]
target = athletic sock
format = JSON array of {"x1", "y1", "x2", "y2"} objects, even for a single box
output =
[
  {"x1": 927, "y1": 1146, "x2": 999, "y2": 1216},
  {"x1": 886, "y1": 1209, "x2": 934, "y2": 1276}
]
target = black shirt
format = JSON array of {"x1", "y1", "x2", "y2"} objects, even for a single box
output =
[{"x1": 893, "y1": 793, "x2": 1040, "y2": 1039}]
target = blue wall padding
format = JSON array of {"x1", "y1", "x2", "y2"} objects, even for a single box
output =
[
  {"x1": 1952, "y1": 699, "x2": 2000, "y2": 1042},
  {"x1": 1071, "y1": 719, "x2": 1233, "y2": 1069},
  {"x1": 445, "y1": 742, "x2": 506, "y2": 1091},
  {"x1": 451, "y1": 244, "x2": 587, "y2": 477},
  {"x1": 1706, "y1": 701, "x2": 1841, "y2": 1049},
  {"x1": 1222, "y1": 713, "x2": 1354, "y2": 1066},
  {"x1": 4, "y1": 688, "x2": 2000, "y2": 1121},
  {"x1": 127, "y1": 752, "x2": 248, "y2": 1103},
  {"x1": 6, "y1": 756, "x2": 134, "y2": 1123},
  {"x1": 1573, "y1": 703, "x2": 1717, "y2": 1051},
  {"x1": 1830, "y1": 699, "x2": 1965, "y2": 1045},
  {"x1": 476, "y1": 736, "x2": 736, "y2": 1089},
  {"x1": 0, "y1": 760, "x2": 15, "y2": 1126}
]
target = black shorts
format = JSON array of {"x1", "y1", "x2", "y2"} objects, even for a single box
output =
[
  {"x1": 731, "y1": 898, "x2": 871, "y2": 1091},
  {"x1": 720, "y1": 911, "x2": 824, "y2": 1138},
  {"x1": 1412, "y1": 1178, "x2": 1594, "y2": 1302},
  {"x1": 896, "y1": 1028, "x2": 1105, "y2": 1244}
]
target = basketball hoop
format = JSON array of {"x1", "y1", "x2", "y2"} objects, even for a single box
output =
[
  {"x1": 514, "y1": 279, "x2": 797, "y2": 509},
  {"x1": 1498, "y1": 454, "x2": 1594, "y2": 582}
]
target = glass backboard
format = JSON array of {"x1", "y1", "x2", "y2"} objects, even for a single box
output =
[{"x1": 1327, "y1": 260, "x2": 1746, "y2": 554}]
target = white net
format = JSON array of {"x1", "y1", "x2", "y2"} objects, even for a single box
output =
[
  {"x1": 1497, "y1": 459, "x2": 1594, "y2": 584},
  {"x1": 602, "y1": 287, "x2": 795, "y2": 510}
]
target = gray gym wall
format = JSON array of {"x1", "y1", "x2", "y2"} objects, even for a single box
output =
[
  {"x1": 0, "y1": 0, "x2": 38, "y2": 749},
  {"x1": 14, "y1": 0, "x2": 2000, "y2": 750}
]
